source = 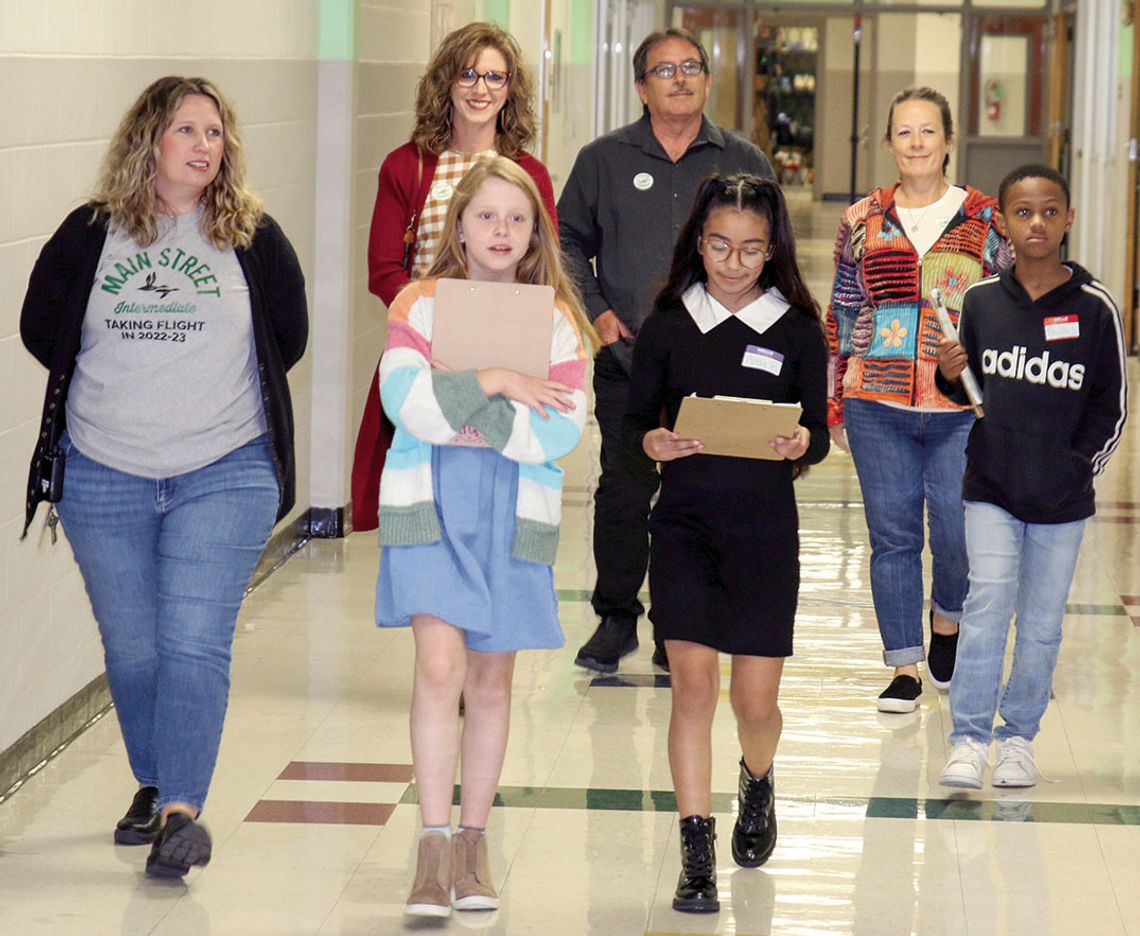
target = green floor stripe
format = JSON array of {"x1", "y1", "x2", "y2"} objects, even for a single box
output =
[
  {"x1": 397, "y1": 784, "x2": 1140, "y2": 827},
  {"x1": 554, "y1": 591, "x2": 1126, "y2": 617}
]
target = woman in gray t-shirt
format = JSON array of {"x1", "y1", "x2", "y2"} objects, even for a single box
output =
[{"x1": 20, "y1": 75, "x2": 308, "y2": 880}]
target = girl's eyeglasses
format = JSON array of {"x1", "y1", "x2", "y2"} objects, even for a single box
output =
[
  {"x1": 456, "y1": 68, "x2": 510, "y2": 90},
  {"x1": 699, "y1": 236, "x2": 768, "y2": 268}
]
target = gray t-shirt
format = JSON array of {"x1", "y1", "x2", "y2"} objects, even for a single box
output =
[{"x1": 66, "y1": 208, "x2": 266, "y2": 477}]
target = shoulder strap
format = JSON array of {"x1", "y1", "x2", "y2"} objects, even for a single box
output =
[{"x1": 402, "y1": 145, "x2": 426, "y2": 273}]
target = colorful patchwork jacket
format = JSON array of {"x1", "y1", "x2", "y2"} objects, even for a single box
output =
[
  {"x1": 826, "y1": 183, "x2": 1011, "y2": 425},
  {"x1": 377, "y1": 278, "x2": 588, "y2": 565}
]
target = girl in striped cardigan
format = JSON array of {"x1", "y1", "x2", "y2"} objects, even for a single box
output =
[{"x1": 375, "y1": 157, "x2": 595, "y2": 917}]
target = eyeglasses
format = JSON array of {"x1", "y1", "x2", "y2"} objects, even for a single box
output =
[
  {"x1": 456, "y1": 68, "x2": 510, "y2": 90},
  {"x1": 642, "y1": 59, "x2": 705, "y2": 81},
  {"x1": 699, "y1": 236, "x2": 769, "y2": 268}
]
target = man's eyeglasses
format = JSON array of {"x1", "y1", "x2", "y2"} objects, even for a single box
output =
[
  {"x1": 699, "y1": 236, "x2": 768, "y2": 268},
  {"x1": 642, "y1": 60, "x2": 705, "y2": 81},
  {"x1": 456, "y1": 68, "x2": 510, "y2": 90}
]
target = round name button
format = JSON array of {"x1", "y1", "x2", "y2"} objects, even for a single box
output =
[
  {"x1": 430, "y1": 181, "x2": 454, "y2": 201},
  {"x1": 633, "y1": 172, "x2": 654, "y2": 191}
]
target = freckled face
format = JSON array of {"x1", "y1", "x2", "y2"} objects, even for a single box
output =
[
  {"x1": 457, "y1": 176, "x2": 535, "y2": 282},
  {"x1": 155, "y1": 94, "x2": 224, "y2": 210}
]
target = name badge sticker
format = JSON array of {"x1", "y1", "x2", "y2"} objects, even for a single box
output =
[
  {"x1": 1044, "y1": 314, "x2": 1079, "y2": 341},
  {"x1": 633, "y1": 172, "x2": 654, "y2": 191},
  {"x1": 430, "y1": 181, "x2": 454, "y2": 201},
  {"x1": 742, "y1": 345, "x2": 784, "y2": 375}
]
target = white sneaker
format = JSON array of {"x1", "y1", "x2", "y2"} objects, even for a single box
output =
[
  {"x1": 939, "y1": 738, "x2": 989, "y2": 789},
  {"x1": 992, "y1": 736, "x2": 1038, "y2": 788}
]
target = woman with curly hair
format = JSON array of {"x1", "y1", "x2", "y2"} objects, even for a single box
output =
[
  {"x1": 352, "y1": 21, "x2": 556, "y2": 529},
  {"x1": 20, "y1": 76, "x2": 307, "y2": 879}
]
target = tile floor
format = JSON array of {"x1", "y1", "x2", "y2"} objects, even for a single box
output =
[{"x1": 1, "y1": 193, "x2": 1137, "y2": 935}]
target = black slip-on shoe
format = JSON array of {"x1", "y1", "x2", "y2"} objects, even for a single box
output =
[
  {"x1": 876, "y1": 674, "x2": 923, "y2": 714},
  {"x1": 115, "y1": 786, "x2": 161, "y2": 845}
]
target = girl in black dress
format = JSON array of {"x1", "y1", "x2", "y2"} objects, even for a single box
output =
[{"x1": 622, "y1": 175, "x2": 828, "y2": 913}]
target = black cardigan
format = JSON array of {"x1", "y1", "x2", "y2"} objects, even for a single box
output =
[{"x1": 20, "y1": 204, "x2": 308, "y2": 536}]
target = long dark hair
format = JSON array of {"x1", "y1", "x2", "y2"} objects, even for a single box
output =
[{"x1": 655, "y1": 173, "x2": 820, "y2": 322}]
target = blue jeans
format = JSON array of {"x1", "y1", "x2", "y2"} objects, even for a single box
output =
[
  {"x1": 949, "y1": 501, "x2": 1086, "y2": 745},
  {"x1": 57, "y1": 432, "x2": 279, "y2": 812},
  {"x1": 844, "y1": 399, "x2": 974, "y2": 667}
]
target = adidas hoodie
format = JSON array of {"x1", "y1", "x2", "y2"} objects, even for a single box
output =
[{"x1": 937, "y1": 263, "x2": 1128, "y2": 524}]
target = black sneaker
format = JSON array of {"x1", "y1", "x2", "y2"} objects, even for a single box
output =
[
  {"x1": 927, "y1": 609, "x2": 958, "y2": 691},
  {"x1": 574, "y1": 616, "x2": 638, "y2": 674},
  {"x1": 652, "y1": 639, "x2": 670, "y2": 672},
  {"x1": 115, "y1": 786, "x2": 161, "y2": 845},
  {"x1": 145, "y1": 812, "x2": 212, "y2": 879},
  {"x1": 876, "y1": 674, "x2": 923, "y2": 713}
]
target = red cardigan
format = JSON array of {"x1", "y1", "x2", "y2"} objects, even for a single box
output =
[{"x1": 353, "y1": 142, "x2": 557, "y2": 530}]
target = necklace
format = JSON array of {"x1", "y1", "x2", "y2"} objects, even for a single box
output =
[
  {"x1": 901, "y1": 202, "x2": 934, "y2": 230},
  {"x1": 897, "y1": 184, "x2": 948, "y2": 231}
]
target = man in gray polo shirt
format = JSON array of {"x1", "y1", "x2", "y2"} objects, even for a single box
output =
[{"x1": 559, "y1": 27, "x2": 776, "y2": 674}]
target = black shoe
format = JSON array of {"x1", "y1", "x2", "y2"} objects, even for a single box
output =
[
  {"x1": 115, "y1": 786, "x2": 161, "y2": 845},
  {"x1": 574, "y1": 616, "x2": 638, "y2": 674},
  {"x1": 145, "y1": 812, "x2": 212, "y2": 879},
  {"x1": 731, "y1": 760, "x2": 776, "y2": 868},
  {"x1": 673, "y1": 815, "x2": 719, "y2": 913},
  {"x1": 877, "y1": 674, "x2": 923, "y2": 713},
  {"x1": 652, "y1": 639, "x2": 670, "y2": 672},
  {"x1": 927, "y1": 609, "x2": 958, "y2": 691}
]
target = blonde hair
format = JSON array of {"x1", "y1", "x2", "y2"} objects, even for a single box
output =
[
  {"x1": 91, "y1": 76, "x2": 263, "y2": 249},
  {"x1": 426, "y1": 158, "x2": 598, "y2": 349},
  {"x1": 411, "y1": 22, "x2": 537, "y2": 158}
]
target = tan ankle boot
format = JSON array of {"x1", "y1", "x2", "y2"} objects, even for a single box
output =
[
  {"x1": 405, "y1": 831, "x2": 451, "y2": 917},
  {"x1": 452, "y1": 827, "x2": 499, "y2": 910}
]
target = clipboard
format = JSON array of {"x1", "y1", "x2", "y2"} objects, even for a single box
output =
[
  {"x1": 672, "y1": 395, "x2": 803, "y2": 460},
  {"x1": 432, "y1": 278, "x2": 554, "y2": 378}
]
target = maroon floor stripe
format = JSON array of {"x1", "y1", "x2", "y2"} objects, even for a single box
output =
[
  {"x1": 277, "y1": 762, "x2": 414, "y2": 782},
  {"x1": 245, "y1": 800, "x2": 395, "y2": 825}
]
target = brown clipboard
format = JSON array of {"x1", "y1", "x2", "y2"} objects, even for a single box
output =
[
  {"x1": 672, "y1": 395, "x2": 803, "y2": 460},
  {"x1": 432, "y1": 278, "x2": 554, "y2": 378}
]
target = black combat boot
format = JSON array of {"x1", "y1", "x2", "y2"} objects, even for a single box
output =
[
  {"x1": 673, "y1": 815, "x2": 719, "y2": 913},
  {"x1": 731, "y1": 758, "x2": 776, "y2": 867}
]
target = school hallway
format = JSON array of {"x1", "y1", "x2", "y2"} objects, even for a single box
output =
[{"x1": 1, "y1": 193, "x2": 1138, "y2": 936}]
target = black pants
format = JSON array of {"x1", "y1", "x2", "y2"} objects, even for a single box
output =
[{"x1": 591, "y1": 343, "x2": 660, "y2": 621}]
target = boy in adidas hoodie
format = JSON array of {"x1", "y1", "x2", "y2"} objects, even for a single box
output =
[{"x1": 935, "y1": 164, "x2": 1128, "y2": 790}]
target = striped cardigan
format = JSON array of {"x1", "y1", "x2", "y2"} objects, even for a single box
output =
[
  {"x1": 377, "y1": 278, "x2": 589, "y2": 565},
  {"x1": 826, "y1": 183, "x2": 1011, "y2": 425}
]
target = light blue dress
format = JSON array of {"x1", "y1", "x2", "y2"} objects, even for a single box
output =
[{"x1": 375, "y1": 445, "x2": 563, "y2": 652}]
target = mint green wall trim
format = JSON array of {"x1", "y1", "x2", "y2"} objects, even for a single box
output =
[
  {"x1": 320, "y1": 0, "x2": 356, "y2": 62},
  {"x1": 571, "y1": 0, "x2": 592, "y2": 65},
  {"x1": 485, "y1": 0, "x2": 510, "y2": 29}
]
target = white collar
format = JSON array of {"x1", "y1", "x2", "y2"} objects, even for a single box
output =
[{"x1": 681, "y1": 282, "x2": 791, "y2": 336}]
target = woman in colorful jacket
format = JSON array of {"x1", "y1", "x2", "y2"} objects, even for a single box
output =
[
  {"x1": 352, "y1": 21, "x2": 555, "y2": 529},
  {"x1": 826, "y1": 86, "x2": 1010, "y2": 713}
]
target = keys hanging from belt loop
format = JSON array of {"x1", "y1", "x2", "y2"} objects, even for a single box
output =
[{"x1": 40, "y1": 505, "x2": 60, "y2": 546}]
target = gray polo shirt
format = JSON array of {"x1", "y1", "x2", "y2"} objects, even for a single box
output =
[{"x1": 558, "y1": 114, "x2": 775, "y2": 341}]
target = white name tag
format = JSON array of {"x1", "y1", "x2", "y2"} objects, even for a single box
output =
[
  {"x1": 742, "y1": 345, "x2": 784, "y2": 375},
  {"x1": 1044, "y1": 314, "x2": 1079, "y2": 341}
]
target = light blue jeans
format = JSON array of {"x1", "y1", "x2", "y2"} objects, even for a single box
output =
[
  {"x1": 949, "y1": 500, "x2": 1086, "y2": 745},
  {"x1": 844, "y1": 398, "x2": 974, "y2": 666},
  {"x1": 56, "y1": 432, "x2": 279, "y2": 812}
]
